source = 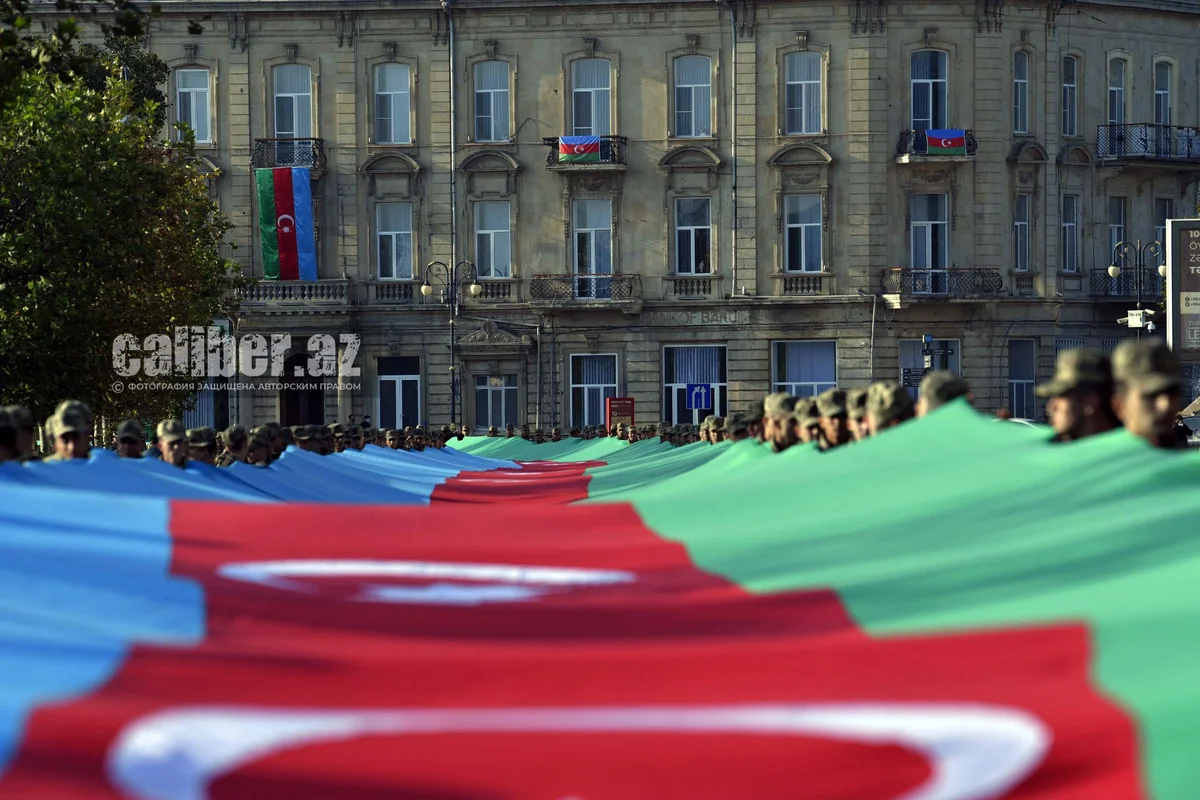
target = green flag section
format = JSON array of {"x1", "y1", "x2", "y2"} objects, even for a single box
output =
[{"x1": 453, "y1": 401, "x2": 1200, "y2": 798}]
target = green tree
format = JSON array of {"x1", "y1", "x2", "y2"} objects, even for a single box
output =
[
  {"x1": 80, "y1": 33, "x2": 168, "y2": 128},
  {"x1": 0, "y1": 69, "x2": 249, "y2": 422}
]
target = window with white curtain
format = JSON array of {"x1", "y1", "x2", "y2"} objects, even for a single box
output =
[
  {"x1": 910, "y1": 193, "x2": 949, "y2": 293},
  {"x1": 784, "y1": 52, "x2": 822, "y2": 135},
  {"x1": 573, "y1": 199, "x2": 613, "y2": 299},
  {"x1": 1061, "y1": 194, "x2": 1079, "y2": 273},
  {"x1": 900, "y1": 339, "x2": 961, "y2": 399},
  {"x1": 674, "y1": 55, "x2": 712, "y2": 138},
  {"x1": 1013, "y1": 194, "x2": 1030, "y2": 273},
  {"x1": 1008, "y1": 339, "x2": 1037, "y2": 420},
  {"x1": 474, "y1": 60, "x2": 510, "y2": 142},
  {"x1": 662, "y1": 345, "x2": 727, "y2": 425},
  {"x1": 175, "y1": 69, "x2": 210, "y2": 142},
  {"x1": 572, "y1": 58, "x2": 611, "y2": 136},
  {"x1": 784, "y1": 195, "x2": 822, "y2": 273},
  {"x1": 675, "y1": 198, "x2": 711, "y2": 274},
  {"x1": 273, "y1": 64, "x2": 312, "y2": 139},
  {"x1": 570, "y1": 354, "x2": 618, "y2": 428},
  {"x1": 474, "y1": 201, "x2": 511, "y2": 278},
  {"x1": 375, "y1": 63, "x2": 411, "y2": 144},
  {"x1": 1061, "y1": 56, "x2": 1078, "y2": 138},
  {"x1": 910, "y1": 50, "x2": 948, "y2": 130},
  {"x1": 1013, "y1": 51, "x2": 1029, "y2": 134},
  {"x1": 474, "y1": 375, "x2": 518, "y2": 430},
  {"x1": 377, "y1": 203, "x2": 413, "y2": 280},
  {"x1": 772, "y1": 341, "x2": 836, "y2": 397}
]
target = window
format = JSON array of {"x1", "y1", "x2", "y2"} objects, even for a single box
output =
[
  {"x1": 1061, "y1": 56, "x2": 1078, "y2": 138},
  {"x1": 474, "y1": 375, "x2": 518, "y2": 431},
  {"x1": 474, "y1": 201, "x2": 511, "y2": 278},
  {"x1": 1108, "y1": 196, "x2": 1126, "y2": 252},
  {"x1": 674, "y1": 55, "x2": 712, "y2": 138},
  {"x1": 674, "y1": 198, "x2": 712, "y2": 274},
  {"x1": 379, "y1": 356, "x2": 421, "y2": 430},
  {"x1": 377, "y1": 203, "x2": 413, "y2": 280},
  {"x1": 1013, "y1": 51, "x2": 1029, "y2": 134},
  {"x1": 899, "y1": 340, "x2": 961, "y2": 400},
  {"x1": 572, "y1": 58, "x2": 611, "y2": 136},
  {"x1": 474, "y1": 60, "x2": 510, "y2": 142},
  {"x1": 1008, "y1": 339, "x2": 1037, "y2": 420},
  {"x1": 1013, "y1": 194, "x2": 1030, "y2": 273},
  {"x1": 772, "y1": 341, "x2": 836, "y2": 397},
  {"x1": 1155, "y1": 197, "x2": 1172, "y2": 245},
  {"x1": 375, "y1": 63, "x2": 411, "y2": 144},
  {"x1": 570, "y1": 354, "x2": 618, "y2": 428},
  {"x1": 1108, "y1": 58, "x2": 1126, "y2": 126},
  {"x1": 783, "y1": 195, "x2": 822, "y2": 273},
  {"x1": 1061, "y1": 194, "x2": 1080, "y2": 273},
  {"x1": 1154, "y1": 62, "x2": 1172, "y2": 125},
  {"x1": 1055, "y1": 337, "x2": 1086, "y2": 358},
  {"x1": 784, "y1": 52, "x2": 822, "y2": 135},
  {"x1": 663, "y1": 345, "x2": 727, "y2": 426},
  {"x1": 573, "y1": 199, "x2": 613, "y2": 299},
  {"x1": 910, "y1": 193, "x2": 949, "y2": 292},
  {"x1": 1100, "y1": 337, "x2": 1127, "y2": 355},
  {"x1": 273, "y1": 64, "x2": 312, "y2": 139},
  {"x1": 911, "y1": 50, "x2": 948, "y2": 130},
  {"x1": 175, "y1": 69, "x2": 210, "y2": 143}
]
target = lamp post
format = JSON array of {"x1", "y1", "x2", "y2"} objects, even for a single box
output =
[
  {"x1": 421, "y1": 260, "x2": 482, "y2": 426},
  {"x1": 1108, "y1": 239, "x2": 1166, "y2": 340}
]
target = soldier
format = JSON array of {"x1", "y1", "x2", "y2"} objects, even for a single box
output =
[
  {"x1": 791, "y1": 398, "x2": 822, "y2": 445},
  {"x1": 916, "y1": 371, "x2": 973, "y2": 417},
  {"x1": 246, "y1": 431, "x2": 271, "y2": 466},
  {"x1": 762, "y1": 392, "x2": 799, "y2": 452},
  {"x1": 532, "y1": 428, "x2": 545, "y2": 444},
  {"x1": 413, "y1": 426, "x2": 427, "y2": 451},
  {"x1": 156, "y1": 419, "x2": 188, "y2": 467},
  {"x1": 350, "y1": 424, "x2": 367, "y2": 450},
  {"x1": 458, "y1": 424, "x2": 468, "y2": 441},
  {"x1": 569, "y1": 426, "x2": 582, "y2": 438},
  {"x1": 186, "y1": 427, "x2": 219, "y2": 465},
  {"x1": 3, "y1": 406, "x2": 36, "y2": 461},
  {"x1": 487, "y1": 425, "x2": 499, "y2": 437},
  {"x1": 520, "y1": 423, "x2": 531, "y2": 440},
  {"x1": 43, "y1": 401, "x2": 92, "y2": 461},
  {"x1": 264, "y1": 422, "x2": 284, "y2": 460},
  {"x1": 278, "y1": 426, "x2": 294, "y2": 451},
  {"x1": 1111, "y1": 339, "x2": 1186, "y2": 449},
  {"x1": 115, "y1": 419, "x2": 145, "y2": 459},
  {"x1": 746, "y1": 413, "x2": 765, "y2": 444},
  {"x1": 441, "y1": 424, "x2": 454, "y2": 447},
  {"x1": 722, "y1": 413, "x2": 750, "y2": 443},
  {"x1": 710, "y1": 416, "x2": 725, "y2": 444},
  {"x1": 401, "y1": 426, "x2": 415, "y2": 450},
  {"x1": 505, "y1": 423, "x2": 516, "y2": 438},
  {"x1": 217, "y1": 425, "x2": 248, "y2": 466},
  {"x1": 550, "y1": 426, "x2": 562, "y2": 442},
  {"x1": 866, "y1": 381, "x2": 916, "y2": 436},
  {"x1": 658, "y1": 425, "x2": 671, "y2": 445},
  {"x1": 292, "y1": 425, "x2": 314, "y2": 452},
  {"x1": 1035, "y1": 348, "x2": 1119, "y2": 444},
  {"x1": 815, "y1": 389, "x2": 851, "y2": 451},
  {"x1": 846, "y1": 388, "x2": 870, "y2": 442},
  {"x1": 329, "y1": 422, "x2": 346, "y2": 453},
  {"x1": 0, "y1": 408, "x2": 16, "y2": 463}
]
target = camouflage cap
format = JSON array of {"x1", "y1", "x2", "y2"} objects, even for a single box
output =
[
  {"x1": 701, "y1": 415, "x2": 717, "y2": 430},
  {"x1": 186, "y1": 426, "x2": 217, "y2": 447},
  {"x1": 317, "y1": 424, "x2": 333, "y2": 439},
  {"x1": 55, "y1": 399, "x2": 93, "y2": 427},
  {"x1": 711, "y1": 416, "x2": 725, "y2": 430},
  {"x1": 385, "y1": 428, "x2": 398, "y2": 440},
  {"x1": 846, "y1": 388, "x2": 869, "y2": 421},
  {"x1": 346, "y1": 424, "x2": 362, "y2": 437},
  {"x1": 403, "y1": 426, "x2": 414, "y2": 434},
  {"x1": 792, "y1": 397, "x2": 821, "y2": 428},
  {"x1": 1035, "y1": 348, "x2": 1112, "y2": 398},
  {"x1": 51, "y1": 401, "x2": 92, "y2": 435},
  {"x1": 329, "y1": 422, "x2": 345, "y2": 437},
  {"x1": 3, "y1": 405, "x2": 33, "y2": 430},
  {"x1": 919, "y1": 371, "x2": 971, "y2": 407},
  {"x1": 293, "y1": 425, "x2": 315, "y2": 441},
  {"x1": 815, "y1": 388, "x2": 848, "y2": 418},
  {"x1": 867, "y1": 381, "x2": 916, "y2": 426},
  {"x1": 763, "y1": 392, "x2": 799, "y2": 418},
  {"x1": 279, "y1": 427, "x2": 294, "y2": 444},
  {"x1": 116, "y1": 419, "x2": 145, "y2": 442},
  {"x1": 487, "y1": 425, "x2": 498, "y2": 434},
  {"x1": 533, "y1": 428, "x2": 544, "y2": 435},
  {"x1": 265, "y1": 421, "x2": 282, "y2": 434},
  {"x1": 224, "y1": 424, "x2": 248, "y2": 447},
  {"x1": 1112, "y1": 339, "x2": 1181, "y2": 395},
  {"x1": 157, "y1": 419, "x2": 186, "y2": 443},
  {"x1": 722, "y1": 413, "x2": 749, "y2": 434},
  {"x1": 441, "y1": 424, "x2": 453, "y2": 433},
  {"x1": 248, "y1": 430, "x2": 271, "y2": 448}
]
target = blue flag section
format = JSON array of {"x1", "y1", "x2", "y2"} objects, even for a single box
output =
[{"x1": 290, "y1": 167, "x2": 318, "y2": 282}]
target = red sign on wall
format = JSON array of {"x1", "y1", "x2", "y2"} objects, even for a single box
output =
[{"x1": 606, "y1": 397, "x2": 635, "y2": 431}]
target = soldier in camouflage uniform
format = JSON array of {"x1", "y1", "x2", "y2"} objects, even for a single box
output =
[
  {"x1": 815, "y1": 389, "x2": 851, "y2": 451},
  {"x1": 186, "y1": 427, "x2": 219, "y2": 465},
  {"x1": 866, "y1": 381, "x2": 916, "y2": 436},
  {"x1": 43, "y1": 401, "x2": 92, "y2": 461},
  {"x1": 115, "y1": 419, "x2": 145, "y2": 459},
  {"x1": 916, "y1": 371, "x2": 973, "y2": 418},
  {"x1": 246, "y1": 430, "x2": 271, "y2": 466},
  {"x1": 216, "y1": 425, "x2": 248, "y2": 466},
  {"x1": 3, "y1": 406, "x2": 37, "y2": 462},
  {"x1": 791, "y1": 398, "x2": 822, "y2": 445},
  {"x1": 1112, "y1": 339, "x2": 1187, "y2": 450},
  {"x1": 762, "y1": 393, "x2": 799, "y2": 452},
  {"x1": 846, "y1": 389, "x2": 869, "y2": 442},
  {"x1": 156, "y1": 419, "x2": 188, "y2": 467}
]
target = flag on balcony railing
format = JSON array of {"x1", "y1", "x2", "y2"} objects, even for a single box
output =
[
  {"x1": 925, "y1": 129, "x2": 966, "y2": 156},
  {"x1": 559, "y1": 135, "x2": 601, "y2": 163},
  {"x1": 255, "y1": 167, "x2": 317, "y2": 281}
]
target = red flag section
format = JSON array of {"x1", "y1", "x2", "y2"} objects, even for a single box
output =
[
  {"x1": 432, "y1": 462, "x2": 604, "y2": 504},
  {"x1": 272, "y1": 167, "x2": 299, "y2": 281},
  {"x1": 0, "y1": 500, "x2": 1143, "y2": 799}
]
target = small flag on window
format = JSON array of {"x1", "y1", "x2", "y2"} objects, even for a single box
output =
[
  {"x1": 924, "y1": 129, "x2": 967, "y2": 156},
  {"x1": 559, "y1": 135, "x2": 602, "y2": 163}
]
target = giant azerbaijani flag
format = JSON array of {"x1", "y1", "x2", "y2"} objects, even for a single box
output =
[
  {"x1": 255, "y1": 167, "x2": 318, "y2": 281},
  {"x1": 2, "y1": 401, "x2": 1200, "y2": 797}
]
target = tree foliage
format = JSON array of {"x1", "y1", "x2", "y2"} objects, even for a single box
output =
[
  {"x1": 80, "y1": 33, "x2": 168, "y2": 127},
  {"x1": 0, "y1": 69, "x2": 249, "y2": 422}
]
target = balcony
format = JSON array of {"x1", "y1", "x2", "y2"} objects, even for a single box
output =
[
  {"x1": 895, "y1": 129, "x2": 977, "y2": 164},
  {"x1": 239, "y1": 279, "x2": 349, "y2": 313},
  {"x1": 528, "y1": 273, "x2": 642, "y2": 313},
  {"x1": 1096, "y1": 124, "x2": 1200, "y2": 166},
  {"x1": 663, "y1": 274, "x2": 723, "y2": 300},
  {"x1": 881, "y1": 268, "x2": 1003, "y2": 297},
  {"x1": 471, "y1": 278, "x2": 522, "y2": 303},
  {"x1": 542, "y1": 136, "x2": 628, "y2": 170},
  {"x1": 1089, "y1": 268, "x2": 1165, "y2": 300},
  {"x1": 772, "y1": 273, "x2": 830, "y2": 297},
  {"x1": 251, "y1": 138, "x2": 328, "y2": 175},
  {"x1": 360, "y1": 280, "x2": 416, "y2": 306}
]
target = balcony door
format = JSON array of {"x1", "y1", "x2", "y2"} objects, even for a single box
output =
[
  {"x1": 909, "y1": 193, "x2": 949, "y2": 293},
  {"x1": 572, "y1": 199, "x2": 613, "y2": 299},
  {"x1": 910, "y1": 50, "x2": 948, "y2": 131},
  {"x1": 378, "y1": 356, "x2": 421, "y2": 430},
  {"x1": 273, "y1": 64, "x2": 312, "y2": 166},
  {"x1": 474, "y1": 375, "x2": 518, "y2": 431},
  {"x1": 571, "y1": 58, "x2": 611, "y2": 137},
  {"x1": 1154, "y1": 61, "x2": 1172, "y2": 157}
]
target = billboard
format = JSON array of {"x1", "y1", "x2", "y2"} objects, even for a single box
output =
[{"x1": 1166, "y1": 218, "x2": 1200, "y2": 353}]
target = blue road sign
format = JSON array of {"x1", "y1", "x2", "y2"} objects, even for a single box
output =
[{"x1": 686, "y1": 383, "x2": 713, "y2": 410}]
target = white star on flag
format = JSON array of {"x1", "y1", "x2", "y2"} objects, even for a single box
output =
[{"x1": 282, "y1": 225, "x2": 292, "y2": 234}]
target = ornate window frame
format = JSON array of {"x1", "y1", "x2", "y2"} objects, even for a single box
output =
[
  {"x1": 766, "y1": 143, "x2": 833, "y2": 275},
  {"x1": 363, "y1": 45, "x2": 419, "y2": 147},
  {"x1": 898, "y1": 168, "x2": 957, "y2": 268},
  {"x1": 905, "y1": 31, "x2": 960, "y2": 130},
  {"x1": 660, "y1": 146, "x2": 722, "y2": 277},
  {"x1": 166, "y1": 49, "x2": 218, "y2": 148},
  {"x1": 261, "y1": 49, "x2": 320, "y2": 140},
  {"x1": 1106, "y1": 49, "x2": 1132, "y2": 125},
  {"x1": 775, "y1": 31, "x2": 830, "y2": 140},
  {"x1": 559, "y1": 173, "x2": 625, "y2": 277},
  {"x1": 1006, "y1": 141, "x2": 1046, "y2": 276},
  {"x1": 1056, "y1": 145, "x2": 1092, "y2": 277},
  {"x1": 562, "y1": 37, "x2": 621, "y2": 136},
  {"x1": 665, "y1": 34, "x2": 720, "y2": 143},
  {"x1": 1011, "y1": 36, "x2": 1035, "y2": 137},
  {"x1": 458, "y1": 152, "x2": 520, "y2": 279},
  {"x1": 465, "y1": 41, "x2": 517, "y2": 147},
  {"x1": 1152, "y1": 53, "x2": 1179, "y2": 125},
  {"x1": 1060, "y1": 50, "x2": 1083, "y2": 140},
  {"x1": 361, "y1": 153, "x2": 422, "y2": 281}
]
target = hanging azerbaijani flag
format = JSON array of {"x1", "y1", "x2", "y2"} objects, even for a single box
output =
[
  {"x1": 925, "y1": 128, "x2": 967, "y2": 156},
  {"x1": 559, "y1": 135, "x2": 602, "y2": 163},
  {"x1": 256, "y1": 167, "x2": 318, "y2": 281}
]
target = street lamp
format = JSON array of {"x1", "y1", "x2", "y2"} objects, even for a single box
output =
[
  {"x1": 1109, "y1": 239, "x2": 1163, "y2": 339},
  {"x1": 421, "y1": 260, "x2": 482, "y2": 426}
]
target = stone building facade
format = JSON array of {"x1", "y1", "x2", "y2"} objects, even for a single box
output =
[{"x1": 139, "y1": 0, "x2": 1200, "y2": 430}]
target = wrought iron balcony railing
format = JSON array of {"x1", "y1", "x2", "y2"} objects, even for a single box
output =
[
  {"x1": 529, "y1": 273, "x2": 641, "y2": 302},
  {"x1": 882, "y1": 268, "x2": 1003, "y2": 296},
  {"x1": 896, "y1": 129, "x2": 978, "y2": 158},
  {"x1": 1097, "y1": 124, "x2": 1200, "y2": 162},
  {"x1": 1089, "y1": 268, "x2": 1165, "y2": 299},
  {"x1": 542, "y1": 135, "x2": 628, "y2": 168},
  {"x1": 251, "y1": 138, "x2": 327, "y2": 169}
]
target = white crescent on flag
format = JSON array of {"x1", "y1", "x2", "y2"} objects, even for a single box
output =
[
  {"x1": 276, "y1": 213, "x2": 295, "y2": 233},
  {"x1": 573, "y1": 143, "x2": 590, "y2": 154},
  {"x1": 106, "y1": 702, "x2": 1051, "y2": 800}
]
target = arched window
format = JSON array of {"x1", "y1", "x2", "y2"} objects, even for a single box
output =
[{"x1": 910, "y1": 50, "x2": 948, "y2": 130}]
